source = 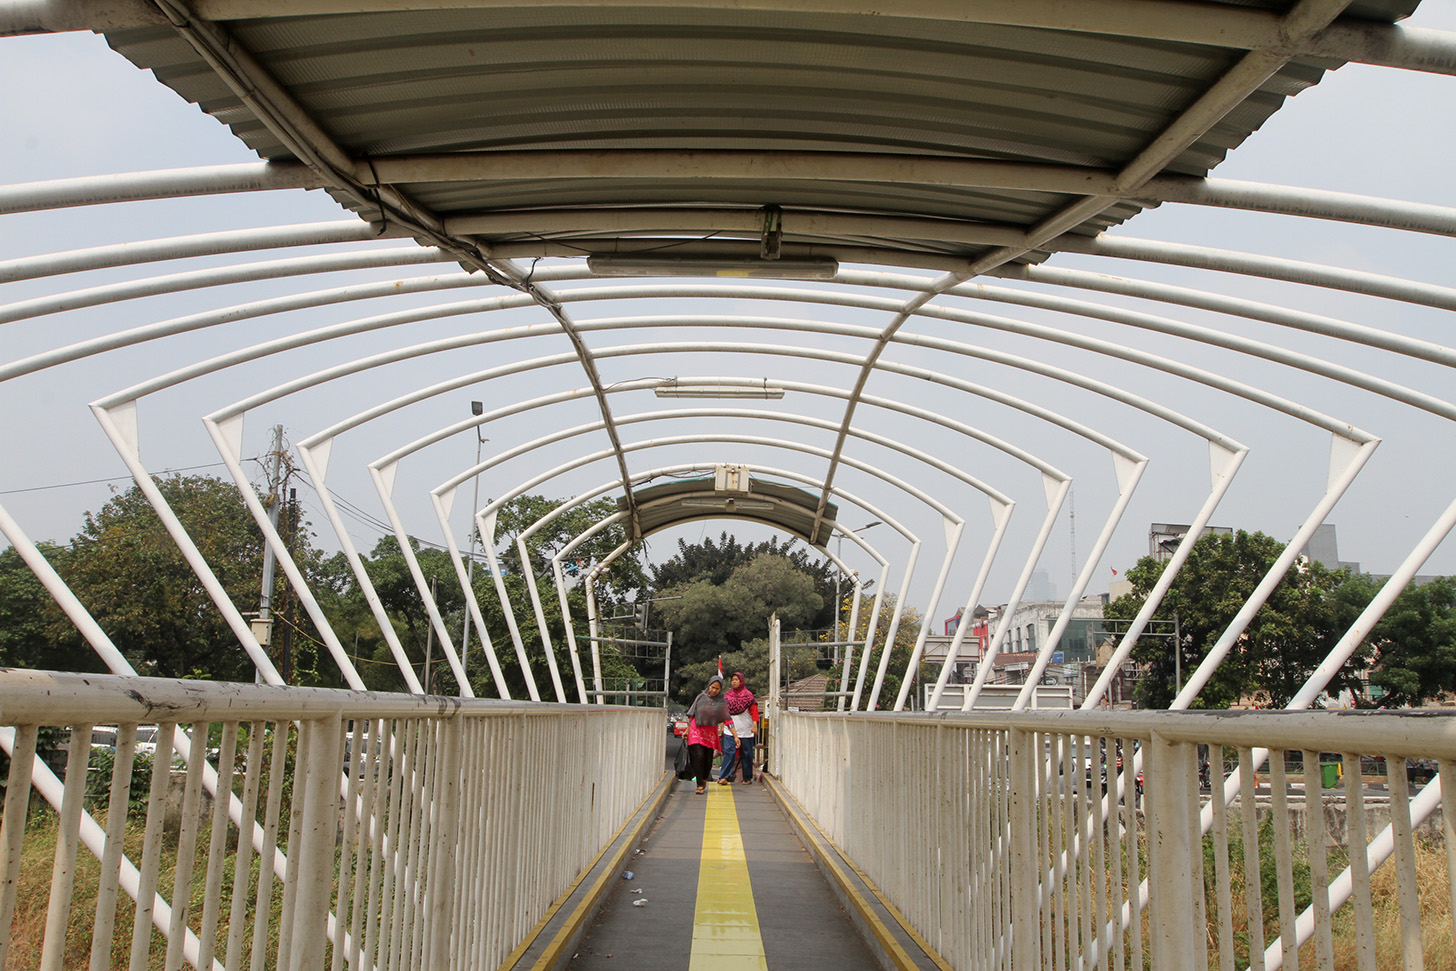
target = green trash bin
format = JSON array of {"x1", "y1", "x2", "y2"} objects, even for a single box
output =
[{"x1": 1320, "y1": 761, "x2": 1341, "y2": 788}]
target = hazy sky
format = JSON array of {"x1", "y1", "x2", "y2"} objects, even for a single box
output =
[{"x1": 3, "y1": 8, "x2": 1455, "y2": 629}]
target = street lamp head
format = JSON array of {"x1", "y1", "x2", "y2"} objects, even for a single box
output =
[{"x1": 471, "y1": 400, "x2": 484, "y2": 416}]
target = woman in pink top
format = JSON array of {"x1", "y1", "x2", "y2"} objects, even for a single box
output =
[{"x1": 684, "y1": 674, "x2": 727, "y2": 794}]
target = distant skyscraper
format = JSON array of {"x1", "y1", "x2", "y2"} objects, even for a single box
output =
[{"x1": 1027, "y1": 569, "x2": 1057, "y2": 602}]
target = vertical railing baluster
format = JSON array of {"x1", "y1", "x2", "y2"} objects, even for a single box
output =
[
  {"x1": 0, "y1": 725, "x2": 39, "y2": 970},
  {"x1": 277, "y1": 721, "x2": 308, "y2": 971},
  {"x1": 1238, "y1": 746, "x2": 1266, "y2": 971},
  {"x1": 424, "y1": 717, "x2": 462, "y2": 970},
  {"x1": 1341, "y1": 752, "x2": 1376, "y2": 971},
  {"x1": 1189, "y1": 743, "x2": 1208, "y2": 971},
  {"x1": 1440, "y1": 759, "x2": 1456, "y2": 969},
  {"x1": 334, "y1": 718, "x2": 363, "y2": 971},
  {"x1": 288, "y1": 714, "x2": 344, "y2": 971},
  {"x1": 1107, "y1": 737, "x2": 1126, "y2": 971},
  {"x1": 38, "y1": 722, "x2": 92, "y2": 971},
  {"x1": 250, "y1": 722, "x2": 291, "y2": 971},
  {"x1": 1302, "y1": 749, "x2": 1332, "y2": 970},
  {"x1": 1386, "y1": 752, "x2": 1426, "y2": 971},
  {"x1": 197, "y1": 721, "x2": 239, "y2": 971},
  {"x1": 164, "y1": 721, "x2": 210, "y2": 970},
  {"x1": 225, "y1": 723, "x2": 266, "y2": 971},
  {"x1": 1147, "y1": 732, "x2": 1196, "y2": 969},
  {"x1": 130, "y1": 719, "x2": 177, "y2": 971},
  {"x1": 90, "y1": 724, "x2": 138, "y2": 971},
  {"x1": 1269, "y1": 751, "x2": 1298, "y2": 971},
  {"x1": 1010, "y1": 727, "x2": 1037, "y2": 971},
  {"x1": 363, "y1": 718, "x2": 399, "y2": 971},
  {"x1": 1092, "y1": 735, "x2": 1108, "y2": 971},
  {"x1": 1210, "y1": 746, "x2": 1234, "y2": 971}
]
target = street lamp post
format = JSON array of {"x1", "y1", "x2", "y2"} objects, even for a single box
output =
[{"x1": 461, "y1": 400, "x2": 485, "y2": 685}]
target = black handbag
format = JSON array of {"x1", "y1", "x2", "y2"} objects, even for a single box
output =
[{"x1": 674, "y1": 738, "x2": 693, "y2": 780}]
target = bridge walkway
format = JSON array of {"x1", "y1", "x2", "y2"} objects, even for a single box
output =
[{"x1": 557, "y1": 737, "x2": 945, "y2": 971}]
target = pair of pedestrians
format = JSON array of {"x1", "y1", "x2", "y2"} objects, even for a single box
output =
[{"x1": 683, "y1": 672, "x2": 759, "y2": 794}]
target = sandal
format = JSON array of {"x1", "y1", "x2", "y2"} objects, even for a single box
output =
[
  {"x1": 717, "y1": 778, "x2": 731, "y2": 785},
  {"x1": 695, "y1": 786, "x2": 706, "y2": 794},
  {"x1": 740, "y1": 779, "x2": 751, "y2": 785}
]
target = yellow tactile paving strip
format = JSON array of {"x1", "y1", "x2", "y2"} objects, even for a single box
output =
[{"x1": 689, "y1": 787, "x2": 770, "y2": 971}]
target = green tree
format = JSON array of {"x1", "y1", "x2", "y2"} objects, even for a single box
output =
[
  {"x1": 1105, "y1": 530, "x2": 1365, "y2": 709},
  {"x1": 0, "y1": 544, "x2": 98, "y2": 672},
  {"x1": 492, "y1": 494, "x2": 646, "y2": 604},
  {"x1": 656, "y1": 552, "x2": 826, "y2": 703},
  {"x1": 828, "y1": 591, "x2": 926, "y2": 710},
  {"x1": 649, "y1": 532, "x2": 836, "y2": 627},
  {"x1": 1335, "y1": 574, "x2": 1456, "y2": 706},
  {"x1": 59, "y1": 475, "x2": 274, "y2": 681}
]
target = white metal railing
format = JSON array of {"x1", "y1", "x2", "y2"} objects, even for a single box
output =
[
  {"x1": 0, "y1": 670, "x2": 662, "y2": 971},
  {"x1": 778, "y1": 708, "x2": 1456, "y2": 971}
]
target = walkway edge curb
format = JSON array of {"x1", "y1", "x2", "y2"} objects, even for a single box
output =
[
  {"x1": 499, "y1": 769, "x2": 675, "y2": 971},
  {"x1": 763, "y1": 774, "x2": 953, "y2": 971}
]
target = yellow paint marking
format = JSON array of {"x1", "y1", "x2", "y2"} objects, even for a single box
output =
[{"x1": 690, "y1": 787, "x2": 769, "y2": 971}]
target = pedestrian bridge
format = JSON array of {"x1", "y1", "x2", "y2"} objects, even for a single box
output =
[
  {"x1": 4, "y1": 1, "x2": 1456, "y2": 968},
  {"x1": 4, "y1": 671, "x2": 1455, "y2": 970}
]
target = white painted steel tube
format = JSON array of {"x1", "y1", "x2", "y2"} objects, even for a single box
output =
[
  {"x1": 0, "y1": 220, "x2": 406, "y2": 284},
  {"x1": 1173, "y1": 435, "x2": 1380, "y2": 708},
  {"x1": 92, "y1": 403, "x2": 283, "y2": 683},
  {"x1": 427, "y1": 487, "x2": 510, "y2": 697},
  {"x1": 0, "y1": 161, "x2": 319, "y2": 213},
  {"x1": 297, "y1": 441, "x2": 426, "y2": 694},
  {"x1": 1012, "y1": 455, "x2": 1146, "y2": 709},
  {"x1": 368, "y1": 463, "x2": 473, "y2": 696},
  {"x1": 1081, "y1": 442, "x2": 1248, "y2": 709},
  {"x1": 893, "y1": 515, "x2": 966, "y2": 711},
  {"x1": 1059, "y1": 233, "x2": 1456, "y2": 314},
  {"x1": 0, "y1": 246, "x2": 447, "y2": 325},
  {"x1": 204, "y1": 416, "x2": 368, "y2": 690},
  {"x1": 864, "y1": 539, "x2": 922, "y2": 712},
  {"x1": 926, "y1": 495, "x2": 1017, "y2": 711},
  {"x1": 962, "y1": 479, "x2": 1071, "y2": 709},
  {"x1": 996, "y1": 263, "x2": 1456, "y2": 369}
]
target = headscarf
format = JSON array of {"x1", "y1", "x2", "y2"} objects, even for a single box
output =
[
  {"x1": 725, "y1": 672, "x2": 755, "y2": 715},
  {"x1": 687, "y1": 674, "x2": 728, "y2": 726}
]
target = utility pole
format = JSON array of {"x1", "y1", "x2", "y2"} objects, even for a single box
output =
[
  {"x1": 461, "y1": 400, "x2": 485, "y2": 685},
  {"x1": 280, "y1": 487, "x2": 298, "y2": 683},
  {"x1": 1068, "y1": 486, "x2": 1078, "y2": 589},
  {"x1": 255, "y1": 424, "x2": 285, "y2": 683}
]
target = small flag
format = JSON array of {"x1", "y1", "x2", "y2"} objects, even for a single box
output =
[
  {"x1": 1110, "y1": 567, "x2": 1119, "y2": 576},
  {"x1": 717, "y1": 655, "x2": 723, "y2": 676}
]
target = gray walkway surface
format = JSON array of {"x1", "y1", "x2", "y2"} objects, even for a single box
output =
[{"x1": 566, "y1": 740, "x2": 881, "y2": 970}]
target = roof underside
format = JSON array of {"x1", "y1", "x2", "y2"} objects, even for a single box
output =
[
  {"x1": 622, "y1": 476, "x2": 838, "y2": 546},
  {"x1": 101, "y1": 1, "x2": 1416, "y2": 266}
]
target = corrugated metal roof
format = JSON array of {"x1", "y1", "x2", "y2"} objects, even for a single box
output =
[{"x1": 98, "y1": 1, "x2": 1420, "y2": 264}]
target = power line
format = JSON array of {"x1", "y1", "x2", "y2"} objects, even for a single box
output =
[{"x1": 0, "y1": 461, "x2": 234, "y2": 496}]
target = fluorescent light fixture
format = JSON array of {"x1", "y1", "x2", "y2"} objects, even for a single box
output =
[
  {"x1": 656, "y1": 380, "x2": 785, "y2": 399},
  {"x1": 588, "y1": 255, "x2": 837, "y2": 280},
  {"x1": 680, "y1": 498, "x2": 777, "y2": 511}
]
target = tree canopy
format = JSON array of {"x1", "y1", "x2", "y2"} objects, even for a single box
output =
[
  {"x1": 1336, "y1": 573, "x2": 1456, "y2": 706},
  {"x1": 1104, "y1": 529, "x2": 1456, "y2": 709}
]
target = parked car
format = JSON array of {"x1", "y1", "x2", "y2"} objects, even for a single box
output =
[
  {"x1": 672, "y1": 717, "x2": 689, "y2": 738},
  {"x1": 134, "y1": 725, "x2": 161, "y2": 758}
]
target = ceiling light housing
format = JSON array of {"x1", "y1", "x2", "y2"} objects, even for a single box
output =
[
  {"x1": 655, "y1": 380, "x2": 785, "y2": 399},
  {"x1": 588, "y1": 255, "x2": 838, "y2": 280}
]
